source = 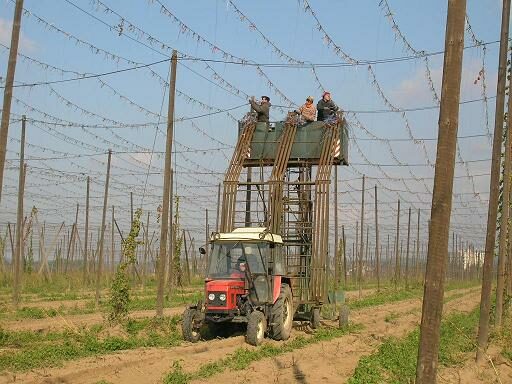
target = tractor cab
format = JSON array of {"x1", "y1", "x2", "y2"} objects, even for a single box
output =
[{"x1": 205, "y1": 228, "x2": 285, "y2": 312}]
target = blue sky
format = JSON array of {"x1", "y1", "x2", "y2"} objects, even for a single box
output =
[{"x1": 0, "y1": 0, "x2": 506, "y2": 257}]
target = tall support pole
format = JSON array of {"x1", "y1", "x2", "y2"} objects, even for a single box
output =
[
  {"x1": 65, "y1": 203, "x2": 79, "y2": 274},
  {"x1": 130, "y1": 191, "x2": 134, "y2": 227},
  {"x1": 167, "y1": 168, "x2": 174, "y2": 292},
  {"x1": 405, "y1": 207, "x2": 411, "y2": 289},
  {"x1": 83, "y1": 176, "x2": 89, "y2": 283},
  {"x1": 111, "y1": 206, "x2": 115, "y2": 274},
  {"x1": 215, "y1": 183, "x2": 221, "y2": 232},
  {"x1": 415, "y1": 0, "x2": 467, "y2": 380},
  {"x1": 156, "y1": 51, "x2": 177, "y2": 317},
  {"x1": 355, "y1": 222, "x2": 358, "y2": 285},
  {"x1": 334, "y1": 166, "x2": 339, "y2": 287},
  {"x1": 0, "y1": 0, "x2": 24, "y2": 204},
  {"x1": 358, "y1": 176, "x2": 365, "y2": 298},
  {"x1": 95, "y1": 149, "x2": 112, "y2": 307},
  {"x1": 374, "y1": 185, "x2": 380, "y2": 291},
  {"x1": 245, "y1": 167, "x2": 252, "y2": 226},
  {"x1": 386, "y1": 234, "x2": 390, "y2": 280},
  {"x1": 394, "y1": 200, "x2": 400, "y2": 289},
  {"x1": 205, "y1": 209, "x2": 209, "y2": 274},
  {"x1": 477, "y1": 0, "x2": 511, "y2": 358},
  {"x1": 12, "y1": 116, "x2": 25, "y2": 305},
  {"x1": 416, "y1": 209, "x2": 420, "y2": 280},
  {"x1": 496, "y1": 49, "x2": 512, "y2": 327},
  {"x1": 183, "y1": 229, "x2": 191, "y2": 284},
  {"x1": 342, "y1": 224, "x2": 347, "y2": 287}
]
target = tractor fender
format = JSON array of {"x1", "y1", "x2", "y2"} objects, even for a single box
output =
[{"x1": 272, "y1": 276, "x2": 282, "y2": 303}]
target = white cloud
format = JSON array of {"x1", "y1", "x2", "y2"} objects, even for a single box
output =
[
  {"x1": 0, "y1": 17, "x2": 36, "y2": 52},
  {"x1": 389, "y1": 59, "x2": 494, "y2": 107}
]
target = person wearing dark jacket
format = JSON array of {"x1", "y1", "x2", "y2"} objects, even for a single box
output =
[
  {"x1": 316, "y1": 91, "x2": 338, "y2": 122},
  {"x1": 249, "y1": 96, "x2": 271, "y2": 123}
]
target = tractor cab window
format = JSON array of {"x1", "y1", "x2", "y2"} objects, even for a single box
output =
[{"x1": 207, "y1": 241, "x2": 268, "y2": 279}]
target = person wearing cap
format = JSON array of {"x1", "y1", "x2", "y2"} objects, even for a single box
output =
[
  {"x1": 316, "y1": 91, "x2": 339, "y2": 122},
  {"x1": 296, "y1": 96, "x2": 317, "y2": 123},
  {"x1": 249, "y1": 95, "x2": 271, "y2": 123}
]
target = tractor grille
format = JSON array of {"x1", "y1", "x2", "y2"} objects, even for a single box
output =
[{"x1": 207, "y1": 291, "x2": 227, "y2": 307}]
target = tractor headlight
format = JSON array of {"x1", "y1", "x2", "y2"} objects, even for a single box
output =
[
  {"x1": 219, "y1": 293, "x2": 226, "y2": 301},
  {"x1": 208, "y1": 293, "x2": 215, "y2": 301}
]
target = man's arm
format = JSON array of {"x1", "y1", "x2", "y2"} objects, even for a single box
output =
[{"x1": 249, "y1": 99, "x2": 263, "y2": 113}]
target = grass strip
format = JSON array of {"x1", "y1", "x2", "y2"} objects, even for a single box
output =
[
  {"x1": 163, "y1": 323, "x2": 362, "y2": 384},
  {"x1": 348, "y1": 288, "x2": 421, "y2": 310},
  {"x1": 348, "y1": 307, "x2": 480, "y2": 384},
  {"x1": 0, "y1": 316, "x2": 181, "y2": 372}
]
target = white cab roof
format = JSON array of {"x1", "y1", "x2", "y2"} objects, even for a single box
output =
[{"x1": 211, "y1": 227, "x2": 283, "y2": 244}]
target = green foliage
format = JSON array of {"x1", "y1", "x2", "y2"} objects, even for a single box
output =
[
  {"x1": 348, "y1": 307, "x2": 480, "y2": 384},
  {"x1": 0, "y1": 316, "x2": 181, "y2": 372},
  {"x1": 164, "y1": 361, "x2": 189, "y2": 384},
  {"x1": 171, "y1": 196, "x2": 183, "y2": 286},
  {"x1": 24, "y1": 231, "x2": 34, "y2": 274},
  {"x1": 107, "y1": 208, "x2": 143, "y2": 324},
  {"x1": 163, "y1": 323, "x2": 362, "y2": 384}
]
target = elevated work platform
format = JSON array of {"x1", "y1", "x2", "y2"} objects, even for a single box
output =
[
  {"x1": 220, "y1": 112, "x2": 349, "y2": 305},
  {"x1": 238, "y1": 118, "x2": 349, "y2": 167}
]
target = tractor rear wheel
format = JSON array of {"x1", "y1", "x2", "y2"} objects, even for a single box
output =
[
  {"x1": 270, "y1": 284, "x2": 293, "y2": 340},
  {"x1": 246, "y1": 310, "x2": 266, "y2": 346},
  {"x1": 310, "y1": 307, "x2": 321, "y2": 329},
  {"x1": 182, "y1": 308, "x2": 202, "y2": 342}
]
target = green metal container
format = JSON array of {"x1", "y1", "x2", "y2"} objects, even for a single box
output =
[{"x1": 240, "y1": 120, "x2": 349, "y2": 167}]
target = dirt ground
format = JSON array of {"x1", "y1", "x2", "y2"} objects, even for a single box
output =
[{"x1": 0, "y1": 287, "x2": 486, "y2": 384}]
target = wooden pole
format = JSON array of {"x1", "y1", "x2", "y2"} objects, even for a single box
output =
[
  {"x1": 245, "y1": 167, "x2": 252, "y2": 226},
  {"x1": 416, "y1": 0, "x2": 467, "y2": 379},
  {"x1": 12, "y1": 116, "x2": 25, "y2": 305},
  {"x1": 394, "y1": 199, "x2": 400, "y2": 288},
  {"x1": 0, "y1": 0, "x2": 25, "y2": 204},
  {"x1": 496, "y1": 48, "x2": 512, "y2": 326},
  {"x1": 358, "y1": 176, "x2": 365, "y2": 298},
  {"x1": 205, "y1": 209, "x2": 209, "y2": 274},
  {"x1": 183, "y1": 229, "x2": 191, "y2": 284},
  {"x1": 477, "y1": 0, "x2": 511, "y2": 362},
  {"x1": 405, "y1": 207, "x2": 411, "y2": 289},
  {"x1": 111, "y1": 206, "x2": 115, "y2": 274},
  {"x1": 156, "y1": 50, "x2": 177, "y2": 317},
  {"x1": 416, "y1": 209, "x2": 420, "y2": 281},
  {"x1": 334, "y1": 166, "x2": 339, "y2": 287},
  {"x1": 65, "y1": 203, "x2": 79, "y2": 274},
  {"x1": 130, "y1": 191, "x2": 134, "y2": 227},
  {"x1": 342, "y1": 224, "x2": 347, "y2": 287},
  {"x1": 83, "y1": 176, "x2": 89, "y2": 283},
  {"x1": 374, "y1": 185, "x2": 380, "y2": 291},
  {"x1": 216, "y1": 183, "x2": 221, "y2": 232},
  {"x1": 95, "y1": 149, "x2": 112, "y2": 307}
]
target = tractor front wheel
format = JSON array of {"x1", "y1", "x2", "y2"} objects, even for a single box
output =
[
  {"x1": 270, "y1": 284, "x2": 293, "y2": 340},
  {"x1": 246, "y1": 310, "x2": 266, "y2": 346},
  {"x1": 182, "y1": 308, "x2": 202, "y2": 342}
]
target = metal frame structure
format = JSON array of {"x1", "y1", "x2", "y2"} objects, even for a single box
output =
[{"x1": 219, "y1": 112, "x2": 347, "y2": 310}]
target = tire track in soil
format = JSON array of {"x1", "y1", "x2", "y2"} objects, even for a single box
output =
[
  {"x1": 191, "y1": 288, "x2": 481, "y2": 384},
  {"x1": 1, "y1": 288, "x2": 477, "y2": 384}
]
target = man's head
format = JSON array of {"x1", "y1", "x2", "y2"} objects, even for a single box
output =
[
  {"x1": 261, "y1": 96, "x2": 270, "y2": 103},
  {"x1": 322, "y1": 91, "x2": 331, "y2": 101},
  {"x1": 306, "y1": 96, "x2": 314, "y2": 104}
]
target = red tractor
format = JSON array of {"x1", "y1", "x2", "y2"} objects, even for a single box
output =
[{"x1": 182, "y1": 228, "x2": 295, "y2": 346}]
